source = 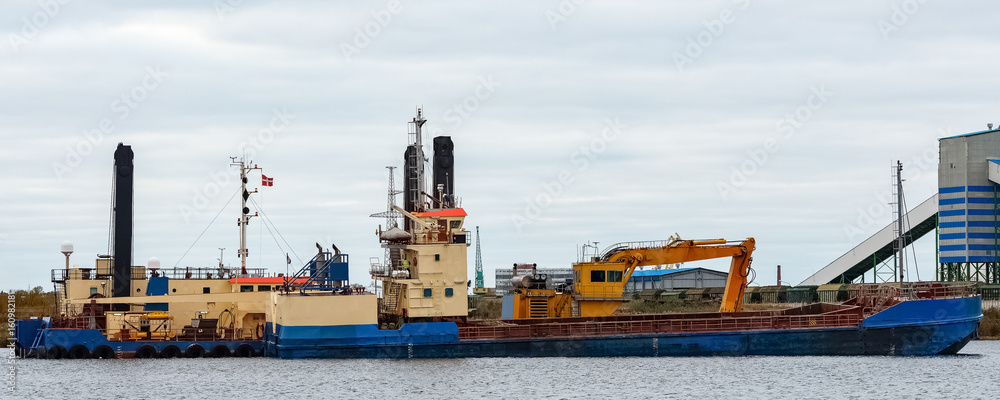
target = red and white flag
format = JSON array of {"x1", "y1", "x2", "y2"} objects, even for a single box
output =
[{"x1": 262, "y1": 175, "x2": 274, "y2": 187}]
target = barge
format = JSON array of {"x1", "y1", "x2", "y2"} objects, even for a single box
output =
[{"x1": 13, "y1": 110, "x2": 983, "y2": 359}]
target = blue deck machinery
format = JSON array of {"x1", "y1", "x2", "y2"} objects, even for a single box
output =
[{"x1": 287, "y1": 243, "x2": 350, "y2": 294}]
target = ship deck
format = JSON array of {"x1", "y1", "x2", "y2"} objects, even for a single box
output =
[{"x1": 459, "y1": 303, "x2": 863, "y2": 341}]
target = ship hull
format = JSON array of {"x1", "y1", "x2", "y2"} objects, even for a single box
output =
[
  {"x1": 269, "y1": 322, "x2": 979, "y2": 359},
  {"x1": 17, "y1": 296, "x2": 982, "y2": 359},
  {"x1": 269, "y1": 296, "x2": 982, "y2": 359}
]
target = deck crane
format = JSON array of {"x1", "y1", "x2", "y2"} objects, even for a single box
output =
[{"x1": 508, "y1": 238, "x2": 755, "y2": 319}]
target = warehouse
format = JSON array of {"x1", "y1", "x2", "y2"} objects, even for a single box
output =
[{"x1": 624, "y1": 268, "x2": 728, "y2": 294}]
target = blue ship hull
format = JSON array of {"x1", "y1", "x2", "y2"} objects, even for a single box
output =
[
  {"x1": 267, "y1": 296, "x2": 983, "y2": 358},
  {"x1": 16, "y1": 296, "x2": 982, "y2": 359},
  {"x1": 13, "y1": 321, "x2": 264, "y2": 359}
]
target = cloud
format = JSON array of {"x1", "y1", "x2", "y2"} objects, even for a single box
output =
[{"x1": 2, "y1": 1, "x2": 998, "y2": 290}]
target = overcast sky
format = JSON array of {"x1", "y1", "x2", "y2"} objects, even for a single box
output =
[{"x1": 2, "y1": 1, "x2": 997, "y2": 291}]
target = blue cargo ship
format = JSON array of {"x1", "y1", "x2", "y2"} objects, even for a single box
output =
[
  {"x1": 11, "y1": 110, "x2": 983, "y2": 359},
  {"x1": 15, "y1": 287, "x2": 982, "y2": 358}
]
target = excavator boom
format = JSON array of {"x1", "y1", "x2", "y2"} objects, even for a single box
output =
[
  {"x1": 507, "y1": 237, "x2": 755, "y2": 319},
  {"x1": 605, "y1": 238, "x2": 755, "y2": 312}
]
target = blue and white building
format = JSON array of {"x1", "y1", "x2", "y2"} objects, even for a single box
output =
[{"x1": 937, "y1": 128, "x2": 1000, "y2": 283}]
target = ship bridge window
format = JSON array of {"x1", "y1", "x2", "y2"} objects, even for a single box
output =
[
  {"x1": 240, "y1": 285, "x2": 253, "y2": 292},
  {"x1": 449, "y1": 220, "x2": 461, "y2": 229},
  {"x1": 258, "y1": 285, "x2": 271, "y2": 292},
  {"x1": 608, "y1": 271, "x2": 623, "y2": 283},
  {"x1": 590, "y1": 270, "x2": 606, "y2": 283}
]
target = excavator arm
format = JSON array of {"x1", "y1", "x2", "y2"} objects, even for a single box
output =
[
  {"x1": 603, "y1": 238, "x2": 755, "y2": 313},
  {"x1": 510, "y1": 237, "x2": 756, "y2": 320}
]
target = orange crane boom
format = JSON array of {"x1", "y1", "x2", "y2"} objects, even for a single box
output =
[
  {"x1": 600, "y1": 238, "x2": 756, "y2": 313},
  {"x1": 508, "y1": 237, "x2": 756, "y2": 319}
]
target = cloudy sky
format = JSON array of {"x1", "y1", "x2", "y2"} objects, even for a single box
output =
[{"x1": 2, "y1": 1, "x2": 996, "y2": 291}]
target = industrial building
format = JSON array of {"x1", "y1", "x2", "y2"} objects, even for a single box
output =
[
  {"x1": 798, "y1": 127, "x2": 1000, "y2": 286},
  {"x1": 937, "y1": 129, "x2": 1000, "y2": 283},
  {"x1": 624, "y1": 268, "x2": 728, "y2": 294},
  {"x1": 495, "y1": 266, "x2": 729, "y2": 296}
]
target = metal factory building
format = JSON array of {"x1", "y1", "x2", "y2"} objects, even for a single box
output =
[
  {"x1": 938, "y1": 128, "x2": 1000, "y2": 282},
  {"x1": 624, "y1": 268, "x2": 728, "y2": 293}
]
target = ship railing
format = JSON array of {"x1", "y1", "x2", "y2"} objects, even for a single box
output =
[
  {"x1": 286, "y1": 252, "x2": 351, "y2": 294},
  {"x1": 851, "y1": 282, "x2": 978, "y2": 316},
  {"x1": 459, "y1": 313, "x2": 863, "y2": 341},
  {"x1": 411, "y1": 228, "x2": 466, "y2": 246},
  {"x1": 596, "y1": 240, "x2": 676, "y2": 261},
  {"x1": 51, "y1": 268, "x2": 105, "y2": 282},
  {"x1": 147, "y1": 267, "x2": 268, "y2": 280},
  {"x1": 855, "y1": 282, "x2": 977, "y2": 302}
]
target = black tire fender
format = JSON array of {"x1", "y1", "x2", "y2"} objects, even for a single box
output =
[
  {"x1": 135, "y1": 345, "x2": 158, "y2": 359},
  {"x1": 93, "y1": 345, "x2": 116, "y2": 359},
  {"x1": 67, "y1": 345, "x2": 91, "y2": 359},
  {"x1": 184, "y1": 345, "x2": 206, "y2": 358}
]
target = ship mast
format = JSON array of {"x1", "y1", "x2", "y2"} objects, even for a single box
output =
[
  {"x1": 230, "y1": 157, "x2": 261, "y2": 274},
  {"x1": 405, "y1": 109, "x2": 427, "y2": 216}
]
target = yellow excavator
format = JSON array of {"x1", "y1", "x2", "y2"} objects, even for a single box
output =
[{"x1": 507, "y1": 237, "x2": 755, "y2": 319}]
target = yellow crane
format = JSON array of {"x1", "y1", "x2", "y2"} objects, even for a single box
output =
[{"x1": 508, "y1": 238, "x2": 755, "y2": 319}]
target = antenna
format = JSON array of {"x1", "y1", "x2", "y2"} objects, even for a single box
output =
[
  {"x1": 370, "y1": 166, "x2": 405, "y2": 272},
  {"x1": 404, "y1": 108, "x2": 427, "y2": 215},
  {"x1": 230, "y1": 157, "x2": 261, "y2": 273},
  {"x1": 894, "y1": 161, "x2": 905, "y2": 282}
]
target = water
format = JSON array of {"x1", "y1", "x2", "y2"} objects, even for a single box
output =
[{"x1": 4, "y1": 341, "x2": 999, "y2": 399}]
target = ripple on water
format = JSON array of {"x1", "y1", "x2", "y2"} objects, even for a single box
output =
[{"x1": 3, "y1": 341, "x2": 999, "y2": 399}]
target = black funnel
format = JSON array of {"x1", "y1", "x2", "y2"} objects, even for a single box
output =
[{"x1": 111, "y1": 143, "x2": 133, "y2": 310}]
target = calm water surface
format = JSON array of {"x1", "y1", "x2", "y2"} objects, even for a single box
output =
[{"x1": 4, "y1": 341, "x2": 998, "y2": 399}]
